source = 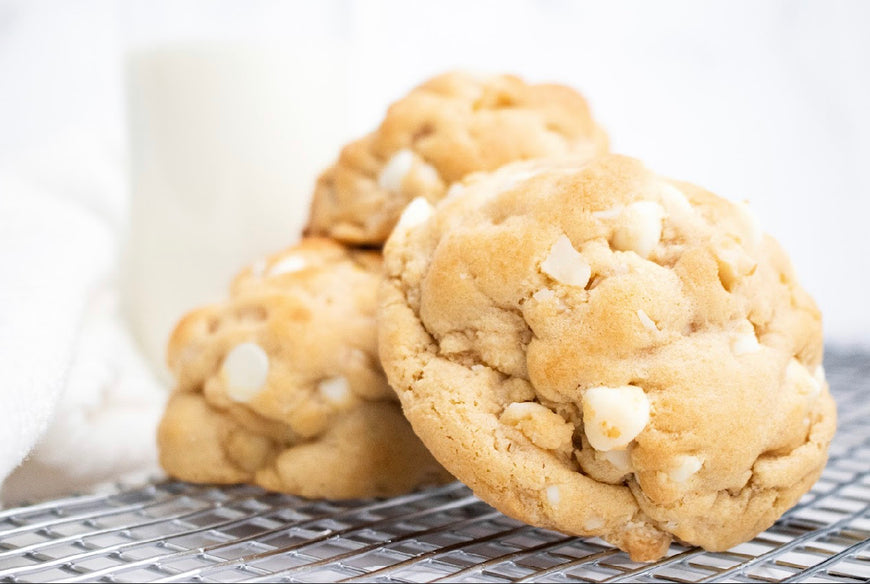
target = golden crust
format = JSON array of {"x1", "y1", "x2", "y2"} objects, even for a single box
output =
[
  {"x1": 305, "y1": 71, "x2": 608, "y2": 246},
  {"x1": 378, "y1": 155, "x2": 834, "y2": 560},
  {"x1": 159, "y1": 238, "x2": 451, "y2": 498}
]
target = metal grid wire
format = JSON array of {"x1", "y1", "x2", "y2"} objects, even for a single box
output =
[{"x1": 0, "y1": 350, "x2": 867, "y2": 583}]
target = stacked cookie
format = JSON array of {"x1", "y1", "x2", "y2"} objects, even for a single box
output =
[
  {"x1": 158, "y1": 72, "x2": 835, "y2": 561},
  {"x1": 158, "y1": 72, "x2": 608, "y2": 498}
]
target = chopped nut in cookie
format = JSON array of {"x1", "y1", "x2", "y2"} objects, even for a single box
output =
[
  {"x1": 636, "y1": 309, "x2": 659, "y2": 333},
  {"x1": 714, "y1": 235, "x2": 757, "y2": 291},
  {"x1": 611, "y1": 201, "x2": 665, "y2": 258},
  {"x1": 541, "y1": 235, "x2": 591, "y2": 288},
  {"x1": 667, "y1": 454, "x2": 704, "y2": 483}
]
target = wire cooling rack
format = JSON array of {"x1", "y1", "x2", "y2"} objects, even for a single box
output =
[{"x1": 1, "y1": 350, "x2": 868, "y2": 583}]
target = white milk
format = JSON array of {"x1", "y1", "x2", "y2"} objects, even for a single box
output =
[{"x1": 122, "y1": 43, "x2": 347, "y2": 379}]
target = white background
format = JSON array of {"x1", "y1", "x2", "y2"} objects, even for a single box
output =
[{"x1": 1, "y1": 0, "x2": 869, "y2": 345}]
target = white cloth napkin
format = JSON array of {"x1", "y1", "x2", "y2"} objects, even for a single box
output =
[{"x1": 0, "y1": 135, "x2": 167, "y2": 505}]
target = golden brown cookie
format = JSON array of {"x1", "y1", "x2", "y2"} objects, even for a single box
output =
[
  {"x1": 305, "y1": 71, "x2": 609, "y2": 246},
  {"x1": 378, "y1": 155, "x2": 835, "y2": 560},
  {"x1": 158, "y1": 238, "x2": 451, "y2": 499}
]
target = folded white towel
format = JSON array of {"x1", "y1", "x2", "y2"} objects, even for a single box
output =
[{"x1": 0, "y1": 136, "x2": 167, "y2": 505}]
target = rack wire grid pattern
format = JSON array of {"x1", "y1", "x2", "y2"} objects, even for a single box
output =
[{"x1": 0, "y1": 350, "x2": 867, "y2": 583}]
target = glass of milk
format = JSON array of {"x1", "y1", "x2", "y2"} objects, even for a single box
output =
[{"x1": 121, "y1": 1, "x2": 349, "y2": 380}]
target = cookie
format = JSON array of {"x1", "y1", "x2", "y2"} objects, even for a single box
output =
[
  {"x1": 305, "y1": 71, "x2": 609, "y2": 246},
  {"x1": 378, "y1": 155, "x2": 835, "y2": 560},
  {"x1": 158, "y1": 238, "x2": 451, "y2": 499}
]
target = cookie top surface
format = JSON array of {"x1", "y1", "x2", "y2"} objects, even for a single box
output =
[
  {"x1": 160, "y1": 238, "x2": 450, "y2": 498},
  {"x1": 305, "y1": 71, "x2": 609, "y2": 246},
  {"x1": 378, "y1": 155, "x2": 835, "y2": 560}
]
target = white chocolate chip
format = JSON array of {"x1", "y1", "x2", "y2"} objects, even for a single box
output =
[
  {"x1": 658, "y1": 184, "x2": 693, "y2": 213},
  {"x1": 603, "y1": 449, "x2": 633, "y2": 473},
  {"x1": 582, "y1": 386, "x2": 650, "y2": 452},
  {"x1": 501, "y1": 402, "x2": 574, "y2": 450},
  {"x1": 636, "y1": 309, "x2": 659, "y2": 333},
  {"x1": 378, "y1": 149, "x2": 414, "y2": 192},
  {"x1": 268, "y1": 255, "x2": 308, "y2": 276},
  {"x1": 786, "y1": 358, "x2": 821, "y2": 398},
  {"x1": 396, "y1": 197, "x2": 434, "y2": 230},
  {"x1": 546, "y1": 485, "x2": 561, "y2": 506},
  {"x1": 318, "y1": 376, "x2": 351, "y2": 404},
  {"x1": 222, "y1": 342, "x2": 270, "y2": 402},
  {"x1": 611, "y1": 201, "x2": 665, "y2": 259},
  {"x1": 416, "y1": 160, "x2": 441, "y2": 186},
  {"x1": 668, "y1": 455, "x2": 703, "y2": 483},
  {"x1": 541, "y1": 235, "x2": 591, "y2": 288}
]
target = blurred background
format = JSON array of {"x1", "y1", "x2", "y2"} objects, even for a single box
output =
[
  {"x1": 3, "y1": 0, "x2": 869, "y2": 340},
  {"x1": 1, "y1": 0, "x2": 868, "y2": 501}
]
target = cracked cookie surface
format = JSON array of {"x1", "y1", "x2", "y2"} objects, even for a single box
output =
[
  {"x1": 305, "y1": 71, "x2": 609, "y2": 246},
  {"x1": 378, "y1": 155, "x2": 835, "y2": 560},
  {"x1": 158, "y1": 238, "x2": 451, "y2": 499}
]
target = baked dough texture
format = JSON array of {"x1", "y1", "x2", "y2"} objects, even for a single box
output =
[
  {"x1": 158, "y1": 238, "x2": 451, "y2": 499},
  {"x1": 305, "y1": 71, "x2": 609, "y2": 246},
  {"x1": 378, "y1": 155, "x2": 835, "y2": 560}
]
